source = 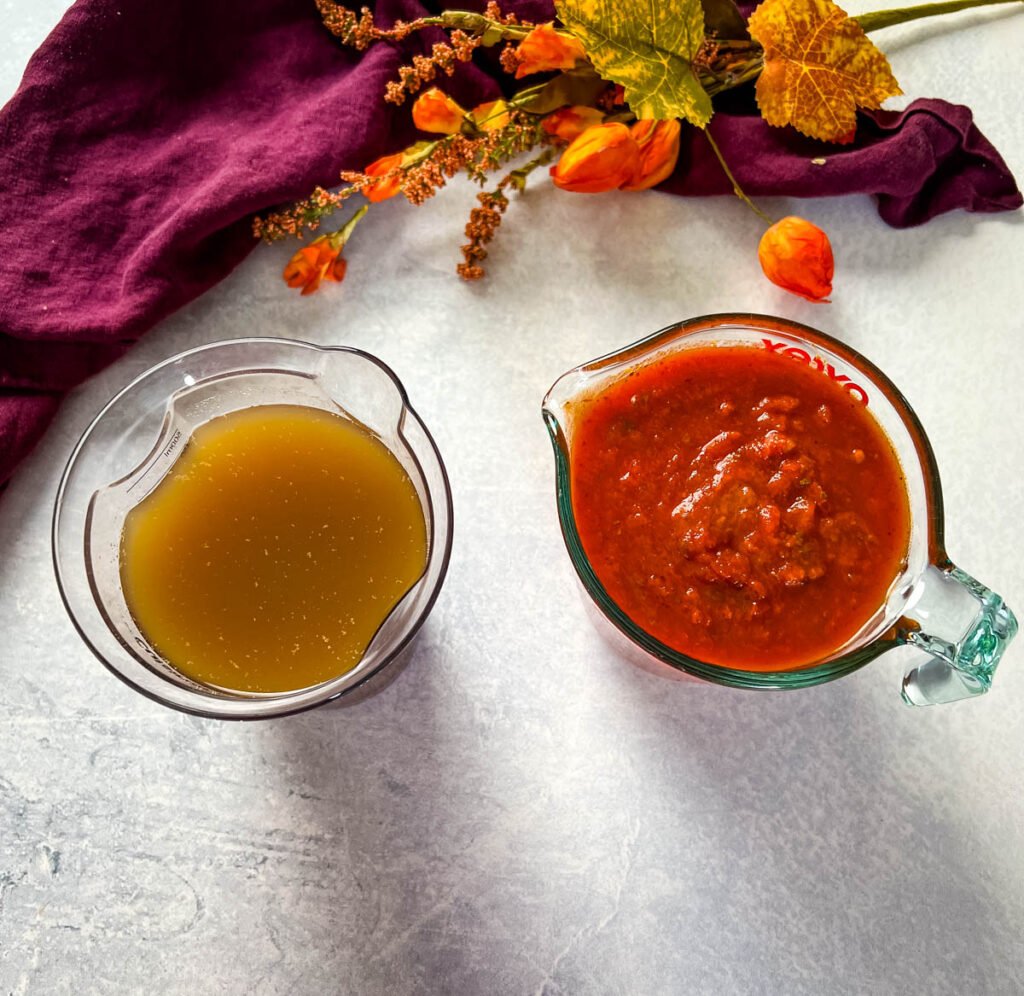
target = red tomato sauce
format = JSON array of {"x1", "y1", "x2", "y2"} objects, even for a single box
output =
[{"x1": 569, "y1": 344, "x2": 911, "y2": 670}]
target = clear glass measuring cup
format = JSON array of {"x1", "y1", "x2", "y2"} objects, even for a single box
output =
[
  {"x1": 53, "y1": 338, "x2": 453, "y2": 720},
  {"x1": 542, "y1": 314, "x2": 1017, "y2": 705}
]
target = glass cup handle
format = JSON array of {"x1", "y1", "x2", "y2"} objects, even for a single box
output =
[{"x1": 897, "y1": 564, "x2": 1018, "y2": 706}]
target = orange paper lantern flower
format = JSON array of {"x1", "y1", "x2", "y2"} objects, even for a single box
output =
[
  {"x1": 758, "y1": 216, "x2": 834, "y2": 302},
  {"x1": 515, "y1": 23, "x2": 586, "y2": 78},
  {"x1": 542, "y1": 106, "x2": 605, "y2": 143},
  {"x1": 362, "y1": 152, "x2": 404, "y2": 203},
  {"x1": 412, "y1": 88, "x2": 466, "y2": 135},
  {"x1": 283, "y1": 206, "x2": 367, "y2": 295},
  {"x1": 283, "y1": 240, "x2": 347, "y2": 296},
  {"x1": 469, "y1": 99, "x2": 511, "y2": 132},
  {"x1": 549, "y1": 123, "x2": 641, "y2": 194},
  {"x1": 620, "y1": 119, "x2": 681, "y2": 191}
]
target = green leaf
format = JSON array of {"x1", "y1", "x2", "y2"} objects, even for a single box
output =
[
  {"x1": 700, "y1": 0, "x2": 750, "y2": 39},
  {"x1": 554, "y1": 0, "x2": 713, "y2": 126},
  {"x1": 517, "y1": 69, "x2": 607, "y2": 114}
]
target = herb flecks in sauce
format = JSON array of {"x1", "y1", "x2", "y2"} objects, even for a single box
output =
[{"x1": 120, "y1": 405, "x2": 427, "y2": 693}]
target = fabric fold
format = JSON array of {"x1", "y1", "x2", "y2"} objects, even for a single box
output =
[{"x1": 664, "y1": 98, "x2": 1022, "y2": 229}]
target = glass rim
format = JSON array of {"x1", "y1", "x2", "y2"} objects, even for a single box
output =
[
  {"x1": 542, "y1": 312, "x2": 946, "y2": 690},
  {"x1": 52, "y1": 336, "x2": 455, "y2": 720}
]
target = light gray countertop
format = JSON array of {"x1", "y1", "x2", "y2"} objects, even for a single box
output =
[{"x1": 2, "y1": 3, "x2": 1024, "y2": 993}]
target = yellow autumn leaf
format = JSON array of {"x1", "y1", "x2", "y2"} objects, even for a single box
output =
[
  {"x1": 554, "y1": 0, "x2": 713, "y2": 126},
  {"x1": 748, "y1": 0, "x2": 902, "y2": 143}
]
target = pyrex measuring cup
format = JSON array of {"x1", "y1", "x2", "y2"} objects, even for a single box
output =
[
  {"x1": 542, "y1": 314, "x2": 1017, "y2": 705},
  {"x1": 53, "y1": 338, "x2": 453, "y2": 720}
]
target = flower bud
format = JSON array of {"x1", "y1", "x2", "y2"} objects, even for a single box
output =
[
  {"x1": 541, "y1": 106, "x2": 605, "y2": 143},
  {"x1": 515, "y1": 23, "x2": 586, "y2": 78},
  {"x1": 620, "y1": 119, "x2": 681, "y2": 191},
  {"x1": 282, "y1": 206, "x2": 367, "y2": 295},
  {"x1": 758, "y1": 216, "x2": 834, "y2": 302},
  {"x1": 469, "y1": 99, "x2": 511, "y2": 132},
  {"x1": 362, "y1": 152, "x2": 404, "y2": 203},
  {"x1": 284, "y1": 238, "x2": 347, "y2": 296},
  {"x1": 549, "y1": 123, "x2": 641, "y2": 194},
  {"x1": 412, "y1": 88, "x2": 466, "y2": 135}
]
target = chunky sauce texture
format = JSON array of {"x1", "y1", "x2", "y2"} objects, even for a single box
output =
[
  {"x1": 569, "y1": 345, "x2": 910, "y2": 670},
  {"x1": 120, "y1": 405, "x2": 427, "y2": 693}
]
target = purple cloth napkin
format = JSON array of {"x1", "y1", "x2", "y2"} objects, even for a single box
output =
[
  {"x1": 0, "y1": 0, "x2": 1020, "y2": 486},
  {"x1": 670, "y1": 96, "x2": 1021, "y2": 226}
]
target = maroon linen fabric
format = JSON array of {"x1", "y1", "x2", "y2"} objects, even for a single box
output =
[
  {"x1": 0, "y1": 0, "x2": 1020, "y2": 485},
  {"x1": 667, "y1": 97, "x2": 1021, "y2": 227}
]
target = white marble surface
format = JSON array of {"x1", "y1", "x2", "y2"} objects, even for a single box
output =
[{"x1": 2, "y1": 3, "x2": 1024, "y2": 994}]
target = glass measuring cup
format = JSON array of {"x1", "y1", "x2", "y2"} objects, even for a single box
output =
[
  {"x1": 542, "y1": 314, "x2": 1017, "y2": 705},
  {"x1": 53, "y1": 338, "x2": 453, "y2": 720}
]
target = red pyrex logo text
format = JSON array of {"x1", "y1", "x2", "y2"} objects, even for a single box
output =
[{"x1": 761, "y1": 339, "x2": 870, "y2": 406}]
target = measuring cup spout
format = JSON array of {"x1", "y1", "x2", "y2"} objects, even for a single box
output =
[
  {"x1": 315, "y1": 347, "x2": 410, "y2": 434},
  {"x1": 898, "y1": 564, "x2": 1018, "y2": 706}
]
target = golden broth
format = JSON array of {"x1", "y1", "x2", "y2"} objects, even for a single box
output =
[{"x1": 120, "y1": 404, "x2": 427, "y2": 693}]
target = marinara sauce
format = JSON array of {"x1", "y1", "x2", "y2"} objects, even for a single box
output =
[{"x1": 569, "y1": 344, "x2": 911, "y2": 670}]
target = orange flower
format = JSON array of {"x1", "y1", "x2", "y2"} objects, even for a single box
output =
[
  {"x1": 542, "y1": 106, "x2": 605, "y2": 143},
  {"x1": 758, "y1": 216, "x2": 834, "y2": 302},
  {"x1": 412, "y1": 87, "x2": 466, "y2": 135},
  {"x1": 620, "y1": 119, "x2": 681, "y2": 191},
  {"x1": 549, "y1": 123, "x2": 641, "y2": 194},
  {"x1": 515, "y1": 23, "x2": 586, "y2": 78},
  {"x1": 283, "y1": 206, "x2": 367, "y2": 295},
  {"x1": 363, "y1": 152, "x2": 404, "y2": 203},
  {"x1": 284, "y1": 241, "x2": 346, "y2": 296},
  {"x1": 469, "y1": 99, "x2": 511, "y2": 132}
]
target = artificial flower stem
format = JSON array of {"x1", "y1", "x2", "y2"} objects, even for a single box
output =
[
  {"x1": 416, "y1": 13, "x2": 527, "y2": 36},
  {"x1": 471, "y1": 102, "x2": 510, "y2": 131},
  {"x1": 416, "y1": 12, "x2": 578, "y2": 43},
  {"x1": 401, "y1": 139, "x2": 446, "y2": 169},
  {"x1": 856, "y1": 0, "x2": 1023, "y2": 33},
  {"x1": 700, "y1": 63, "x2": 764, "y2": 98},
  {"x1": 328, "y1": 203, "x2": 369, "y2": 246},
  {"x1": 703, "y1": 130, "x2": 774, "y2": 226},
  {"x1": 696, "y1": 39, "x2": 765, "y2": 98},
  {"x1": 507, "y1": 147, "x2": 559, "y2": 190}
]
